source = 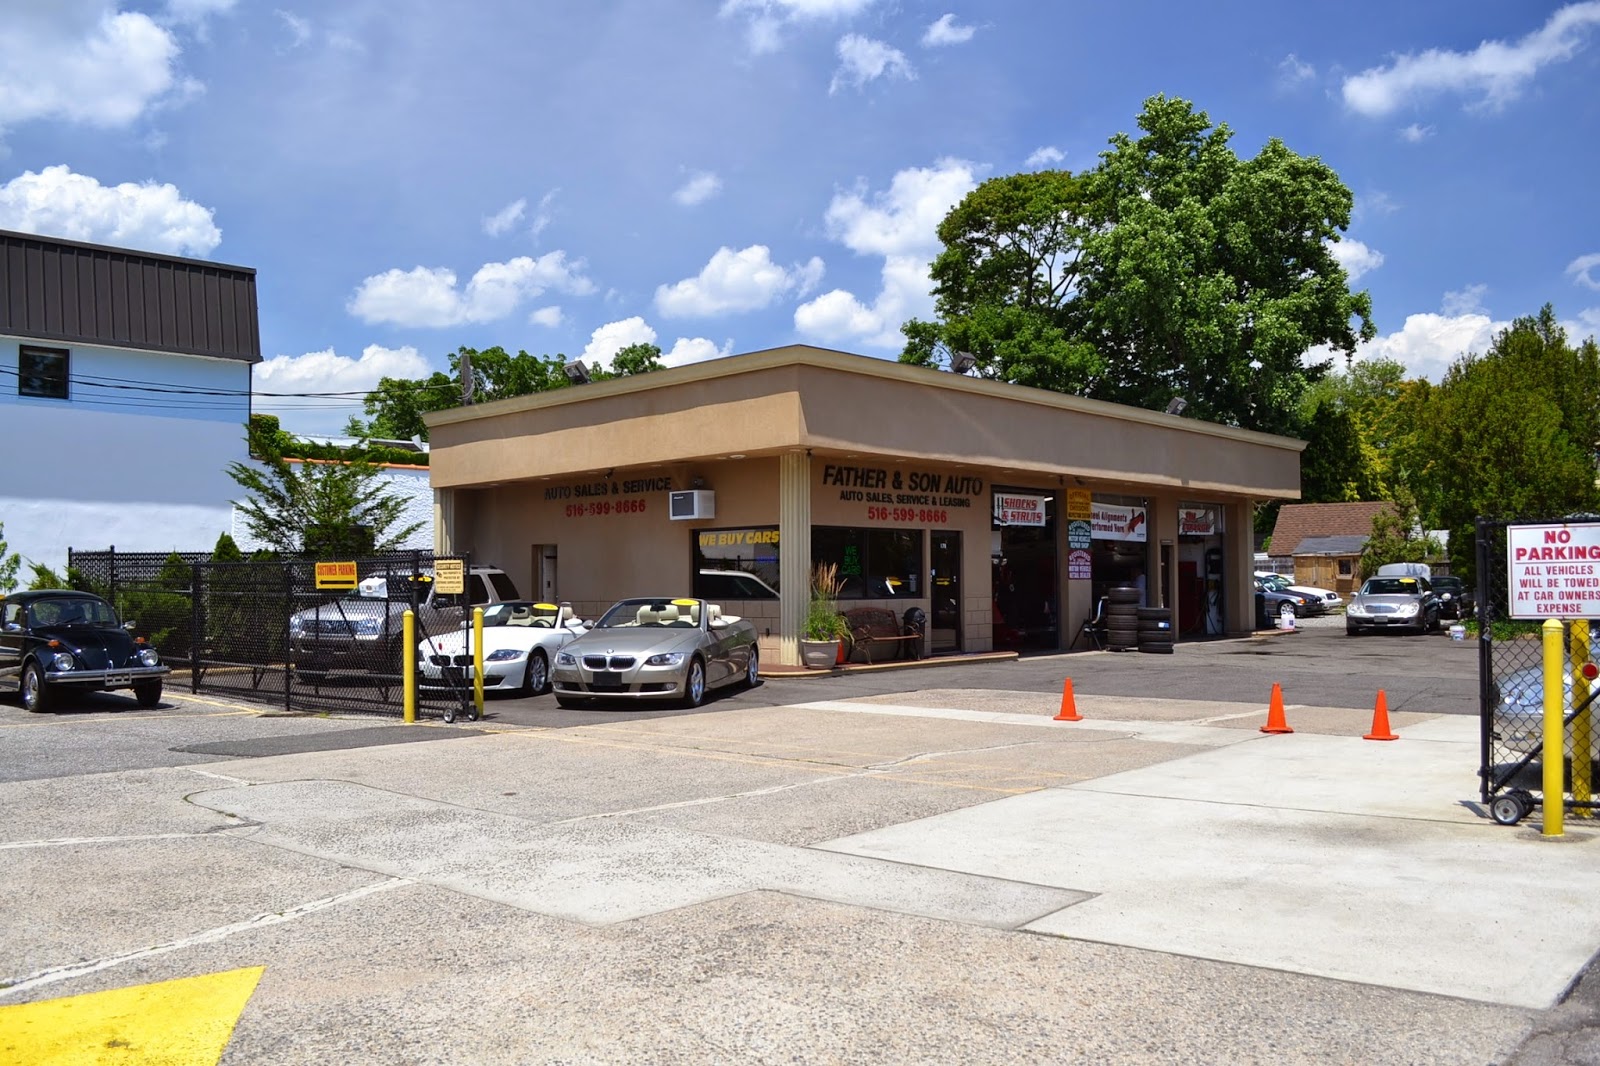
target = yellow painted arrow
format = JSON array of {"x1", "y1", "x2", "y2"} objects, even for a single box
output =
[{"x1": 0, "y1": 966, "x2": 264, "y2": 1065}]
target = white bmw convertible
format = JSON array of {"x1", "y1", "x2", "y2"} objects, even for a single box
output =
[{"x1": 418, "y1": 601, "x2": 588, "y2": 697}]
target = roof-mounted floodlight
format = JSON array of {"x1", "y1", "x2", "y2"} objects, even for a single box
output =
[
  {"x1": 950, "y1": 351, "x2": 977, "y2": 374},
  {"x1": 563, "y1": 360, "x2": 592, "y2": 385},
  {"x1": 1165, "y1": 397, "x2": 1188, "y2": 416}
]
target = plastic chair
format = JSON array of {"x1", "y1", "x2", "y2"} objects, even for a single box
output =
[{"x1": 1075, "y1": 596, "x2": 1109, "y2": 651}]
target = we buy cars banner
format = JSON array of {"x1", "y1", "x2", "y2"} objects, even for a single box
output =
[{"x1": 1507, "y1": 521, "x2": 1600, "y2": 619}]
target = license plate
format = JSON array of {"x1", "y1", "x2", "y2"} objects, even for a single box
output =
[
  {"x1": 103, "y1": 673, "x2": 132, "y2": 687},
  {"x1": 591, "y1": 671, "x2": 622, "y2": 688}
]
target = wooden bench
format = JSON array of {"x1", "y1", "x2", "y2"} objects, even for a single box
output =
[{"x1": 844, "y1": 606, "x2": 923, "y2": 664}]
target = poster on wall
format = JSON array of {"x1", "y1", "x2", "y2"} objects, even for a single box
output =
[
  {"x1": 994, "y1": 493, "x2": 1048, "y2": 527},
  {"x1": 1179, "y1": 506, "x2": 1220, "y2": 536},
  {"x1": 1066, "y1": 489, "x2": 1092, "y2": 520},
  {"x1": 1067, "y1": 520, "x2": 1092, "y2": 550},
  {"x1": 1067, "y1": 549, "x2": 1092, "y2": 579},
  {"x1": 1091, "y1": 503, "x2": 1147, "y2": 542}
]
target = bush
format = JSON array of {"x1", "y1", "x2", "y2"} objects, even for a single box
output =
[{"x1": 804, "y1": 562, "x2": 849, "y2": 641}]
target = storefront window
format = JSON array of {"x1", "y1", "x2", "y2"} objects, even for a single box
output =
[
  {"x1": 1088, "y1": 493, "x2": 1147, "y2": 607},
  {"x1": 993, "y1": 487, "x2": 1059, "y2": 649},
  {"x1": 813, "y1": 527, "x2": 921, "y2": 599},
  {"x1": 692, "y1": 527, "x2": 780, "y2": 599}
]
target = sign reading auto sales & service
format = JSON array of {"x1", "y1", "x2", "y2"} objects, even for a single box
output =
[{"x1": 1507, "y1": 522, "x2": 1600, "y2": 619}]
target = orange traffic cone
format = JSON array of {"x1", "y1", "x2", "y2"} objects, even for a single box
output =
[
  {"x1": 1260, "y1": 682, "x2": 1294, "y2": 734},
  {"x1": 1364, "y1": 689, "x2": 1399, "y2": 741},
  {"x1": 1054, "y1": 678, "x2": 1083, "y2": 721}
]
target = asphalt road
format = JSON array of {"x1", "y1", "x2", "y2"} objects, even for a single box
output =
[{"x1": 7, "y1": 623, "x2": 1583, "y2": 1066}]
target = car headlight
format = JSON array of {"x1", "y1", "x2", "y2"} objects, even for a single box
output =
[
  {"x1": 138, "y1": 648, "x2": 161, "y2": 667},
  {"x1": 486, "y1": 648, "x2": 521, "y2": 662},
  {"x1": 1348, "y1": 603, "x2": 1366, "y2": 616},
  {"x1": 1440, "y1": 592, "x2": 1453, "y2": 601},
  {"x1": 353, "y1": 618, "x2": 383, "y2": 635},
  {"x1": 645, "y1": 652, "x2": 685, "y2": 667},
  {"x1": 1396, "y1": 603, "x2": 1418, "y2": 617},
  {"x1": 289, "y1": 616, "x2": 304, "y2": 636},
  {"x1": 557, "y1": 651, "x2": 576, "y2": 666},
  {"x1": 52, "y1": 652, "x2": 76, "y2": 671}
]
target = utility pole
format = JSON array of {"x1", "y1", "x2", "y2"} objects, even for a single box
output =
[{"x1": 460, "y1": 350, "x2": 474, "y2": 405}]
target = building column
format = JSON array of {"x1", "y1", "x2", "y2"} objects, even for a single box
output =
[
  {"x1": 433, "y1": 489, "x2": 455, "y2": 555},
  {"x1": 778, "y1": 451, "x2": 811, "y2": 666},
  {"x1": 1227, "y1": 499, "x2": 1255, "y2": 635}
]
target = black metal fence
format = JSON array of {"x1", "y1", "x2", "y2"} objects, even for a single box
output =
[
  {"x1": 1476, "y1": 517, "x2": 1600, "y2": 821},
  {"x1": 72, "y1": 549, "x2": 473, "y2": 718}
]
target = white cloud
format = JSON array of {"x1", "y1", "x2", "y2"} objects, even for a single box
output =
[
  {"x1": 1025, "y1": 146, "x2": 1065, "y2": 168},
  {"x1": 349, "y1": 252, "x2": 596, "y2": 327},
  {"x1": 1567, "y1": 252, "x2": 1600, "y2": 291},
  {"x1": 0, "y1": 165, "x2": 220, "y2": 255},
  {"x1": 662, "y1": 336, "x2": 735, "y2": 368},
  {"x1": 1344, "y1": 312, "x2": 1504, "y2": 382},
  {"x1": 1398, "y1": 123, "x2": 1433, "y2": 143},
  {"x1": 163, "y1": 0, "x2": 238, "y2": 24},
  {"x1": 581, "y1": 316, "x2": 658, "y2": 365},
  {"x1": 672, "y1": 171, "x2": 723, "y2": 207},
  {"x1": 275, "y1": 10, "x2": 312, "y2": 49},
  {"x1": 922, "y1": 14, "x2": 975, "y2": 47},
  {"x1": 528, "y1": 305, "x2": 563, "y2": 327},
  {"x1": 0, "y1": 4, "x2": 184, "y2": 129},
  {"x1": 1441, "y1": 283, "x2": 1489, "y2": 316},
  {"x1": 252, "y1": 343, "x2": 431, "y2": 436},
  {"x1": 1342, "y1": 2, "x2": 1600, "y2": 116},
  {"x1": 1329, "y1": 237, "x2": 1384, "y2": 283},
  {"x1": 720, "y1": 0, "x2": 876, "y2": 54},
  {"x1": 830, "y1": 34, "x2": 914, "y2": 94},
  {"x1": 795, "y1": 254, "x2": 931, "y2": 350},
  {"x1": 530, "y1": 189, "x2": 558, "y2": 239},
  {"x1": 824, "y1": 158, "x2": 979, "y2": 257},
  {"x1": 654, "y1": 245, "x2": 825, "y2": 317},
  {"x1": 1277, "y1": 52, "x2": 1316, "y2": 88},
  {"x1": 482, "y1": 197, "x2": 526, "y2": 237}
]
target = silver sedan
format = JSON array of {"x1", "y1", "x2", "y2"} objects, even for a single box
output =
[{"x1": 550, "y1": 597, "x2": 759, "y2": 709}]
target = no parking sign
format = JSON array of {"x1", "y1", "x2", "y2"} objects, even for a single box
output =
[{"x1": 1507, "y1": 522, "x2": 1600, "y2": 619}]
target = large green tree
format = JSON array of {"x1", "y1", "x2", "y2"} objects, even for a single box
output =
[
  {"x1": 348, "y1": 342, "x2": 665, "y2": 442},
  {"x1": 227, "y1": 439, "x2": 426, "y2": 557},
  {"x1": 1412, "y1": 306, "x2": 1600, "y2": 575},
  {"x1": 903, "y1": 95, "x2": 1374, "y2": 435}
]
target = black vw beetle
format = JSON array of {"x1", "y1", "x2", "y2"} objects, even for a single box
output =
[{"x1": 0, "y1": 590, "x2": 169, "y2": 711}]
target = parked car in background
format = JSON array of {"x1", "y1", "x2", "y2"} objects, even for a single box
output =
[
  {"x1": 1254, "y1": 573, "x2": 1339, "y2": 615},
  {"x1": 290, "y1": 564, "x2": 519, "y2": 678},
  {"x1": 1254, "y1": 578, "x2": 1312, "y2": 623},
  {"x1": 551, "y1": 597, "x2": 758, "y2": 709},
  {"x1": 418, "y1": 601, "x2": 587, "y2": 696},
  {"x1": 697, "y1": 569, "x2": 779, "y2": 600},
  {"x1": 1345, "y1": 575, "x2": 1440, "y2": 635},
  {"x1": 1430, "y1": 576, "x2": 1475, "y2": 620},
  {"x1": 0, "y1": 590, "x2": 169, "y2": 711}
]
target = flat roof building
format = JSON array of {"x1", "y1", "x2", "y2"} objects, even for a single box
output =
[{"x1": 424, "y1": 345, "x2": 1304, "y2": 665}]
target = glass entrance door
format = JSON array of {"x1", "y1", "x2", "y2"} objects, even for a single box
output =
[{"x1": 930, "y1": 531, "x2": 961, "y2": 652}]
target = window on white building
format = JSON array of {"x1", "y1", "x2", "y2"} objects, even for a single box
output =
[{"x1": 19, "y1": 346, "x2": 68, "y2": 399}]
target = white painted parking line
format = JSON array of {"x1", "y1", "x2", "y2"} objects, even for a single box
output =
[{"x1": 789, "y1": 699, "x2": 1255, "y2": 747}]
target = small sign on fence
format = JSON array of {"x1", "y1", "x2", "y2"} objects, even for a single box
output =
[
  {"x1": 314, "y1": 561, "x2": 358, "y2": 590},
  {"x1": 433, "y1": 558, "x2": 465, "y2": 595},
  {"x1": 1507, "y1": 521, "x2": 1600, "y2": 619}
]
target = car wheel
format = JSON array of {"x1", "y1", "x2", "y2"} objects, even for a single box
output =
[
  {"x1": 682, "y1": 657, "x2": 706, "y2": 709},
  {"x1": 742, "y1": 645, "x2": 760, "y2": 689},
  {"x1": 521, "y1": 649, "x2": 550, "y2": 697},
  {"x1": 1278, "y1": 602, "x2": 1296, "y2": 621},
  {"x1": 134, "y1": 680, "x2": 162, "y2": 709},
  {"x1": 21, "y1": 661, "x2": 51, "y2": 713}
]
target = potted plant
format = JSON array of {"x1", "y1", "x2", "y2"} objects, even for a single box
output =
[{"x1": 800, "y1": 562, "x2": 849, "y2": 668}]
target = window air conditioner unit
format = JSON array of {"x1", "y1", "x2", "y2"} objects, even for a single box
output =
[{"x1": 669, "y1": 490, "x2": 715, "y2": 521}]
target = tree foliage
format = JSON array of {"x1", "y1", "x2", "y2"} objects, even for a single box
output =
[
  {"x1": 227, "y1": 435, "x2": 425, "y2": 558},
  {"x1": 347, "y1": 343, "x2": 666, "y2": 443},
  {"x1": 1358, "y1": 490, "x2": 1440, "y2": 575},
  {"x1": 902, "y1": 95, "x2": 1374, "y2": 435},
  {"x1": 0, "y1": 521, "x2": 20, "y2": 594}
]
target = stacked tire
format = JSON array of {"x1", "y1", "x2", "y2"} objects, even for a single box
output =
[
  {"x1": 1137, "y1": 607, "x2": 1174, "y2": 654},
  {"x1": 1106, "y1": 586, "x2": 1140, "y2": 651}
]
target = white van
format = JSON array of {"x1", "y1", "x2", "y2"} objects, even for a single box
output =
[{"x1": 1375, "y1": 562, "x2": 1432, "y2": 579}]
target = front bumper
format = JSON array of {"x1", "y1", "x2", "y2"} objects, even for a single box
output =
[
  {"x1": 550, "y1": 664, "x2": 687, "y2": 700},
  {"x1": 44, "y1": 664, "x2": 170, "y2": 690},
  {"x1": 419, "y1": 653, "x2": 521, "y2": 688}
]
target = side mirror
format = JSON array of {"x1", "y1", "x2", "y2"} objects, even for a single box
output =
[
  {"x1": 123, "y1": 621, "x2": 137, "y2": 631},
  {"x1": 4, "y1": 622, "x2": 20, "y2": 632}
]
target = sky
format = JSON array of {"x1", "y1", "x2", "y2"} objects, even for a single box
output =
[{"x1": 3, "y1": 0, "x2": 1598, "y2": 437}]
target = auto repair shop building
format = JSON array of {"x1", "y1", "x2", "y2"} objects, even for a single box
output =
[{"x1": 423, "y1": 345, "x2": 1304, "y2": 666}]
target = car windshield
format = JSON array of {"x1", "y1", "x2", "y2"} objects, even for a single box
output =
[
  {"x1": 595, "y1": 598, "x2": 702, "y2": 628},
  {"x1": 29, "y1": 597, "x2": 119, "y2": 627},
  {"x1": 1259, "y1": 575, "x2": 1291, "y2": 590},
  {"x1": 482, "y1": 602, "x2": 562, "y2": 628},
  {"x1": 1362, "y1": 578, "x2": 1422, "y2": 596},
  {"x1": 1433, "y1": 578, "x2": 1463, "y2": 593}
]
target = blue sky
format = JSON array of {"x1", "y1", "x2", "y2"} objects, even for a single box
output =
[{"x1": 4, "y1": 1, "x2": 1598, "y2": 436}]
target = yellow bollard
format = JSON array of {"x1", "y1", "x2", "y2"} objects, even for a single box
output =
[
  {"x1": 1542, "y1": 619, "x2": 1565, "y2": 837},
  {"x1": 402, "y1": 609, "x2": 416, "y2": 724},
  {"x1": 1572, "y1": 621, "x2": 1592, "y2": 817},
  {"x1": 472, "y1": 607, "x2": 485, "y2": 719}
]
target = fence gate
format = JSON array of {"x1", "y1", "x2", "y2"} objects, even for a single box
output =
[{"x1": 1476, "y1": 517, "x2": 1600, "y2": 822}]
